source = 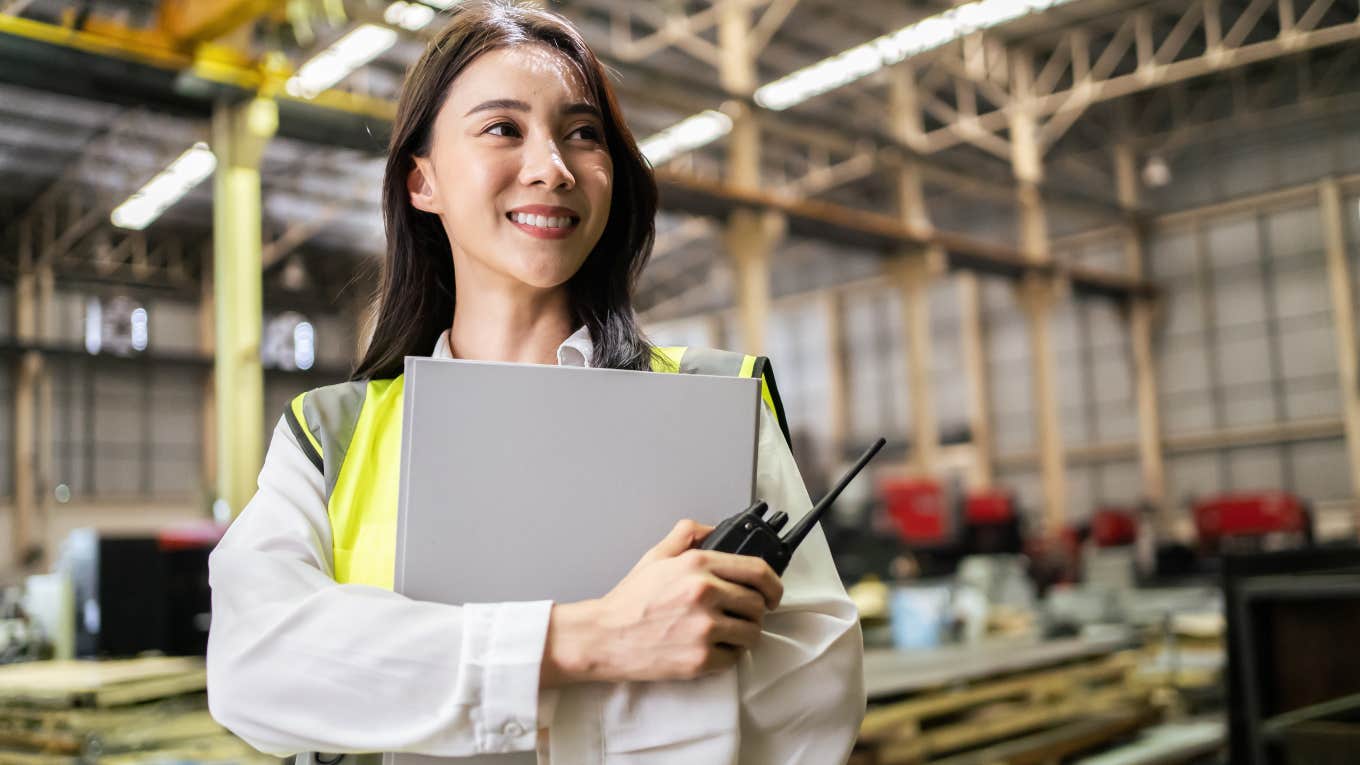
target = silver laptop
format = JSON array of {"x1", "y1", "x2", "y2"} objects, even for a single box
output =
[{"x1": 387, "y1": 356, "x2": 762, "y2": 764}]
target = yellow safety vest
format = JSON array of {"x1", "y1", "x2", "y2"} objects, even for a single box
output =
[{"x1": 284, "y1": 346, "x2": 789, "y2": 589}]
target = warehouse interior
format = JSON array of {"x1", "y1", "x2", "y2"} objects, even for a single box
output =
[{"x1": 3, "y1": 0, "x2": 1360, "y2": 762}]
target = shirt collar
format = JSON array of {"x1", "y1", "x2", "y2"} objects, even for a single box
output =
[{"x1": 431, "y1": 325, "x2": 594, "y2": 368}]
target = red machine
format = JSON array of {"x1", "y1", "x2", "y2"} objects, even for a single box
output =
[
  {"x1": 1193, "y1": 491, "x2": 1311, "y2": 552},
  {"x1": 881, "y1": 479, "x2": 1025, "y2": 554},
  {"x1": 1092, "y1": 508, "x2": 1139, "y2": 547},
  {"x1": 882, "y1": 478, "x2": 952, "y2": 546},
  {"x1": 965, "y1": 490, "x2": 1015, "y2": 525}
]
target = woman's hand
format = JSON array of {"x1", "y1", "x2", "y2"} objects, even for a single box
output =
[{"x1": 541, "y1": 519, "x2": 783, "y2": 687}]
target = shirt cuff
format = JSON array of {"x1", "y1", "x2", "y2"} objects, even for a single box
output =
[{"x1": 462, "y1": 601, "x2": 553, "y2": 753}]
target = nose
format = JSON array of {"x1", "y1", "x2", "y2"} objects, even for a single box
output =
[{"x1": 519, "y1": 136, "x2": 575, "y2": 191}]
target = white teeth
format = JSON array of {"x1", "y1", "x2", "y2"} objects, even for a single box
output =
[{"x1": 512, "y1": 212, "x2": 574, "y2": 229}]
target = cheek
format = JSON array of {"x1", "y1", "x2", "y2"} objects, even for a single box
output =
[{"x1": 440, "y1": 151, "x2": 516, "y2": 212}]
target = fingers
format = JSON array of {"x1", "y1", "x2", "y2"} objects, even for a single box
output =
[
  {"x1": 703, "y1": 576, "x2": 767, "y2": 623},
  {"x1": 700, "y1": 644, "x2": 740, "y2": 675},
  {"x1": 641, "y1": 520, "x2": 716, "y2": 565},
  {"x1": 685, "y1": 550, "x2": 783, "y2": 610},
  {"x1": 706, "y1": 613, "x2": 762, "y2": 650}
]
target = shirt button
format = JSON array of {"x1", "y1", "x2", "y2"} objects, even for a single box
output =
[{"x1": 504, "y1": 722, "x2": 525, "y2": 737}]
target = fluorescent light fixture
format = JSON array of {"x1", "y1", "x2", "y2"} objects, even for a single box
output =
[
  {"x1": 756, "y1": 0, "x2": 1077, "y2": 110},
  {"x1": 639, "y1": 110, "x2": 733, "y2": 166},
  {"x1": 286, "y1": 23, "x2": 398, "y2": 99},
  {"x1": 385, "y1": 1, "x2": 436, "y2": 31},
  {"x1": 110, "y1": 142, "x2": 216, "y2": 230},
  {"x1": 638, "y1": 0, "x2": 1076, "y2": 166}
]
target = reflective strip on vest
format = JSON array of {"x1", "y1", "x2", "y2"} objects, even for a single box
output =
[{"x1": 289, "y1": 346, "x2": 788, "y2": 589}]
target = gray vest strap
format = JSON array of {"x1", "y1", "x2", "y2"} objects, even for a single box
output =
[
  {"x1": 284, "y1": 381, "x2": 368, "y2": 502},
  {"x1": 675, "y1": 347, "x2": 791, "y2": 448},
  {"x1": 674, "y1": 346, "x2": 746, "y2": 377}
]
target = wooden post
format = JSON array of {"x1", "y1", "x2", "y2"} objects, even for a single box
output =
[
  {"x1": 958, "y1": 273, "x2": 994, "y2": 488},
  {"x1": 724, "y1": 210, "x2": 781, "y2": 355},
  {"x1": 12, "y1": 260, "x2": 38, "y2": 570},
  {"x1": 1115, "y1": 143, "x2": 1168, "y2": 530},
  {"x1": 889, "y1": 64, "x2": 941, "y2": 475},
  {"x1": 1321, "y1": 177, "x2": 1360, "y2": 523},
  {"x1": 718, "y1": 0, "x2": 779, "y2": 356},
  {"x1": 1011, "y1": 51, "x2": 1067, "y2": 534},
  {"x1": 1016, "y1": 276, "x2": 1068, "y2": 536},
  {"x1": 824, "y1": 291, "x2": 849, "y2": 458},
  {"x1": 34, "y1": 264, "x2": 53, "y2": 567},
  {"x1": 703, "y1": 313, "x2": 725, "y2": 351},
  {"x1": 894, "y1": 256, "x2": 940, "y2": 473}
]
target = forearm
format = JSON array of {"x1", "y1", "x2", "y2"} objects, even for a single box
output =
[
  {"x1": 208, "y1": 545, "x2": 552, "y2": 757},
  {"x1": 207, "y1": 422, "x2": 552, "y2": 757}
]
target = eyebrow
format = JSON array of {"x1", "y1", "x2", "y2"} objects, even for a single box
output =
[{"x1": 463, "y1": 99, "x2": 603, "y2": 120}]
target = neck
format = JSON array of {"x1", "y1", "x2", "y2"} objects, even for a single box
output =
[{"x1": 448, "y1": 281, "x2": 574, "y2": 366}]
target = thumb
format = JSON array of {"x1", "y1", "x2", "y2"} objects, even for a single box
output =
[{"x1": 640, "y1": 520, "x2": 714, "y2": 564}]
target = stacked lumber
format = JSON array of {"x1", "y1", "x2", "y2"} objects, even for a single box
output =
[
  {"x1": 854, "y1": 650, "x2": 1155, "y2": 765},
  {"x1": 0, "y1": 658, "x2": 274, "y2": 765}
]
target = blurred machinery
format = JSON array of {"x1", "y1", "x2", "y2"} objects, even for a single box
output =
[
  {"x1": 1194, "y1": 492, "x2": 1313, "y2": 555},
  {"x1": 57, "y1": 523, "x2": 223, "y2": 658},
  {"x1": 880, "y1": 477, "x2": 1024, "y2": 577}
]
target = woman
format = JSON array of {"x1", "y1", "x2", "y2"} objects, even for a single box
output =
[{"x1": 206, "y1": 2, "x2": 864, "y2": 763}]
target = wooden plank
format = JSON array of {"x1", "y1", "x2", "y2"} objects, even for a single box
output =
[
  {"x1": 864, "y1": 636, "x2": 1131, "y2": 700},
  {"x1": 861, "y1": 652, "x2": 1136, "y2": 742},
  {"x1": 875, "y1": 688, "x2": 1148, "y2": 764},
  {"x1": 929, "y1": 708, "x2": 1152, "y2": 765},
  {"x1": 0, "y1": 658, "x2": 206, "y2": 708},
  {"x1": 0, "y1": 705, "x2": 221, "y2": 754}
]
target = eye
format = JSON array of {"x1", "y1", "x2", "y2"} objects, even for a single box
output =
[
  {"x1": 485, "y1": 121, "x2": 522, "y2": 138},
  {"x1": 569, "y1": 124, "x2": 603, "y2": 143}
]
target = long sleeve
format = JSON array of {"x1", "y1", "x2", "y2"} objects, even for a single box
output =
[
  {"x1": 737, "y1": 404, "x2": 865, "y2": 764},
  {"x1": 591, "y1": 405, "x2": 865, "y2": 764},
  {"x1": 207, "y1": 419, "x2": 552, "y2": 758}
]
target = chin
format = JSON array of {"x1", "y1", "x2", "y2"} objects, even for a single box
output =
[
  {"x1": 508, "y1": 254, "x2": 588, "y2": 290},
  {"x1": 511, "y1": 265, "x2": 581, "y2": 290}
]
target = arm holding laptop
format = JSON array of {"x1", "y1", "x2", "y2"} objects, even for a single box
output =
[
  {"x1": 207, "y1": 416, "x2": 791, "y2": 759},
  {"x1": 551, "y1": 405, "x2": 866, "y2": 764}
]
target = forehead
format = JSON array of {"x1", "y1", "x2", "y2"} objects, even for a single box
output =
[{"x1": 445, "y1": 44, "x2": 593, "y2": 109}]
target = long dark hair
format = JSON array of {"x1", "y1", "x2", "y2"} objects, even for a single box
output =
[{"x1": 352, "y1": 1, "x2": 658, "y2": 380}]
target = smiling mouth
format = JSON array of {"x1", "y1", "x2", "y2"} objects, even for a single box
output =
[{"x1": 506, "y1": 212, "x2": 580, "y2": 231}]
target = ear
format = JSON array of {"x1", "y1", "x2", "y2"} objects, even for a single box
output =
[{"x1": 407, "y1": 157, "x2": 442, "y2": 214}]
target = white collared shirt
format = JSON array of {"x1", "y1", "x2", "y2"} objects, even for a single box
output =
[{"x1": 207, "y1": 328, "x2": 864, "y2": 764}]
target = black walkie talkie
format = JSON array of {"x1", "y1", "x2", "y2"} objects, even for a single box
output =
[{"x1": 700, "y1": 438, "x2": 886, "y2": 576}]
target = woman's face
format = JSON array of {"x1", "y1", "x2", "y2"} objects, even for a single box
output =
[{"x1": 408, "y1": 44, "x2": 613, "y2": 294}]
